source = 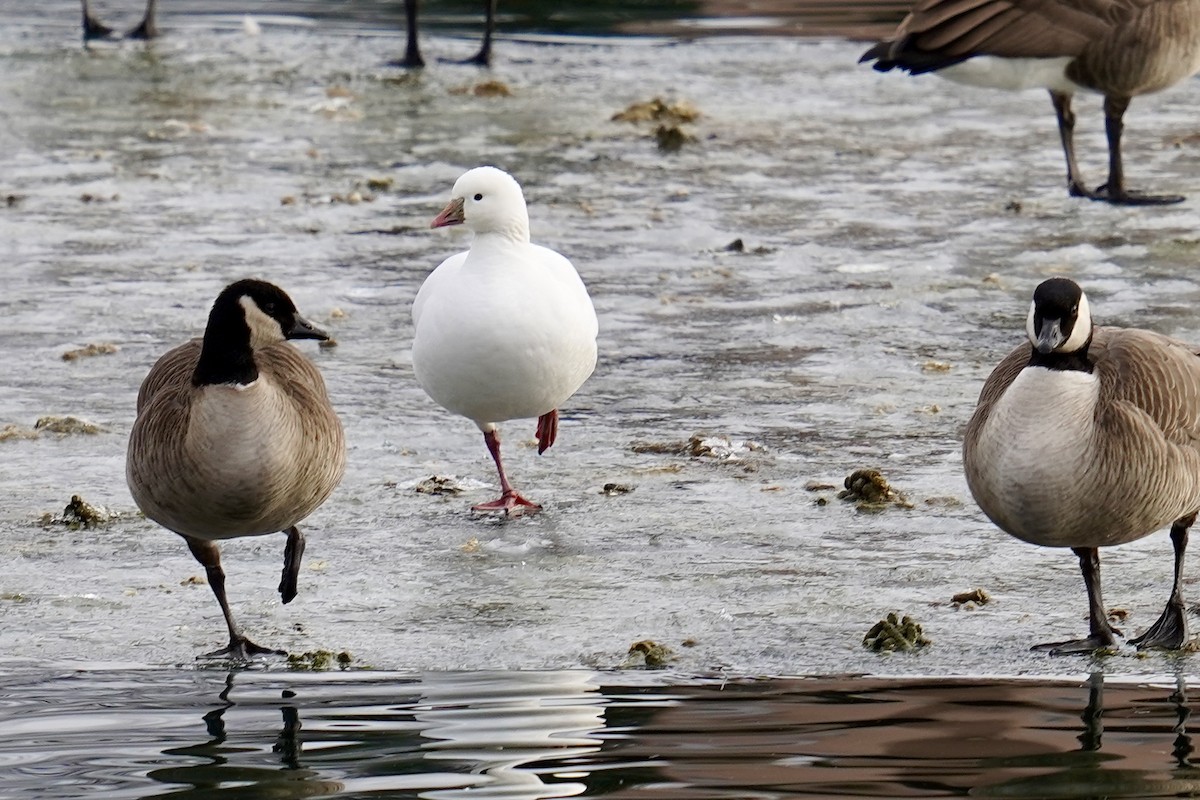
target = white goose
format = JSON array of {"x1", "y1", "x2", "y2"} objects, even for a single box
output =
[
  {"x1": 964, "y1": 278, "x2": 1200, "y2": 654},
  {"x1": 412, "y1": 167, "x2": 598, "y2": 514}
]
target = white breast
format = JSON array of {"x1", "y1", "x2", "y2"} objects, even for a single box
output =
[
  {"x1": 412, "y1": 239, "x2": 598, "y2": 427},
  {"x1": 968, "y1": 366, "x2": 1099, "y2": 546}
]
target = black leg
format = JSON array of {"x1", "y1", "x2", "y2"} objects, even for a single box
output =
[
  {"x1": 1131, "y1": 514, "x2": 1194, "y2": 649},
  {"x1": 126, "y1": 0, "x2": 158, "y2": 39},
  {"x1": 184, "y1": 535, "x2": 285, "y2": 660},
  {"x1": 468, "y1": 0, "x2": 496, "y2": 66},
  {"x1": 1032, "y1": 547, "x2": 1121, "y2": 655},
  {"x1": 278, "y1": 525, "x2": 306, "y2": 605},
  {"x1": 1050, "y1": 90, "x2": 1089, "y2": 198},
  {"x1": 1092, "y1": 94, "x2": 1184, "y2": 205},
  {"x1": 391, "y1": 0, "x2": 426, "y2": 68}
]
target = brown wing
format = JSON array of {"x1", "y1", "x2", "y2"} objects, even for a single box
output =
[
  {"x1": 136, "y1": 338, "x2": 201, "y2": 414},
  {"x1": 1092, "y1": 327, "x2": 1200, "y2": 448},
  {"x1": 864, "y1": 0, "x2": 1154, "y2": 69}
]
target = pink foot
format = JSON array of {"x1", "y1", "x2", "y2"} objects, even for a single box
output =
[{"x1": 472, "y1": 490, "x2": 541, "y2": 515}]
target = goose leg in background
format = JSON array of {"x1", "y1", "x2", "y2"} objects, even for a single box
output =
[
  {"x1": 394, "y1": 0, "x2": 425, "y2": 68},
  {"x1": 81, "y1": 0, "x2": 114, "y2": 41},
  {"x1": 1032, "y1": 547, "x2": 1121, "y2": 655},
  {"x1": 184, "y1": 536, "x2": 287, "y2": 660},
  {"x1": 126, "y1": 0, "x2": 159, "y2": 40},
  {"x1": 278, "y1": 525, "x2": 306, "y2": 605},
  {"x1": 460, "y1": 0, "x2": 496, "y2": 66},
  {"x1": 1131, "y1": 513, "x2": 1195, "y2": 649},
  {"x1": 1095, "y1": 94, "x2": 1184, "y2": 205},
  {"x1": 1050, "y1": 91, "x2": 1090, "y2": 199}
]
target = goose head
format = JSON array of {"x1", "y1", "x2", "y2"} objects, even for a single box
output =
[
  {"x1": 194, "y1": 280, "x2": 327, "y2": 387},
  {"x1": 210, "y1": 279, "x2": 328, "y2": 349},
  {"x1": 431, "y1": 166, "x2": 531, "y2": 242},
  {"x1": 1027, "y1": 277, "x2": 1092, "y2": 355}
]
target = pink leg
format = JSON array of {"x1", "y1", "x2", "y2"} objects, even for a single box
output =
[
  {"x1": 536, "y1": 409, "x2": 558, "y2": 454},
  {"x1": 472, "y1": 428, "x2": 540, "y2": 514}
]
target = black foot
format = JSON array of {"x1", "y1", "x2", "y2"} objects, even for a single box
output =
[
  {"x1": 439, "y1": 50, "x2": 491, "y2": 67},
  {"x1": 200, "y1": 636, "x2": 286, "y2": 661},
  {"x1": 1078, "y1": 183, "x2": 1185, "y2": 206},
  {"x1": 1031, "y1": 633, "x2": 1120, "y2": 656},
  {"x1": 387, "y1": 53, "x2": 425, "y2": 69},
  {"x1": 126, "y1": 21, "x2": 158, "y2": 40},
  {"x1": 1130, "y1": 603, "x2": 1189, "y2": 650},
  {"x1": 83, "y1": 14, "x2": 115, "y2": 40}
]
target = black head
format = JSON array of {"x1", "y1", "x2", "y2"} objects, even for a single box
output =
[
  {"x1": 193, "y1": 279, "x2": 327, "y2": 386},
  {"x1": 218, "y1": 279, "x2": 327, "y2": 346},
  {"x1": 1025, "y1": 277, "x2": 1093, "y2": 369}
]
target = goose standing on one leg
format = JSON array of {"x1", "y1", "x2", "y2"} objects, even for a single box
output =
[
  {"x1": 964, "y1": 278, "x2": 1200, "y2": 654},
  {"x1": 394, "y1": 0, "x2": 497, "y2": 68},
  {"x1": 127, "y1": 279, "x2": 346, "y2": 659},
  {"x1": 412, "y1": 166, "x2": 598, "y2": 514},
  {"x1": 860, "y1": 0, "x2": 1200, "y2": 204},
  {"x1": 82, "y1": 0, "x2": 158, "y2": 42}
]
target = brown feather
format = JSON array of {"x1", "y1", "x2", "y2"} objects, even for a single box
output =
[{"x1": 127, "y1": 339, "x2": 345, "y2": 540}]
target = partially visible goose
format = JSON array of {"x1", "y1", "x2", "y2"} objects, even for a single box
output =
[
  {"x1": 963, "y1": 278, "x2": 1200, "y2": 654},
  {"x1": 413, "y1": 166, "x2": 598, "y2": 514},
  {"x1": 127, "y1": 279, "x2": 346, "y2": 659},
  {"x1": 394, "y1": 0, "x2": 497, "y2": 68},
  {"x1": 860, "y1": 0, "x2": 1200, "y2": 204},
  {"x1": 82, "y1": 0, "x2": 158, "y2": 41}
]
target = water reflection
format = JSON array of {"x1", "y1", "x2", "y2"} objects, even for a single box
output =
[
  {"x1": 6, "y1": 669, "x2": 1200, "y2": 797},
  {"x1": 147, "y1": 673, "x2": 344, "y2": 798},
  {"x1": 412, "y1": 670, "x2": 604, "y2": 799},
  {"x1": 114, "y1": 672, "x2": 1200, "y2": 798}
]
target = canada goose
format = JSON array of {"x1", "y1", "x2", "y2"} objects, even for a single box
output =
[
  {"x1": 127, "y1": 279, "x2": 346, "y2": 659},
  {"x1": 413, "y1": 166, "x2": 598, "y2": 514},
  {"x1": 860, "y1": 0, "x2": 1200, "y2": 204},
  {"x1": 393, "y1": 0, "x2": 497, "y2": 68},
  {"x1": 963, "y1": 277, "x2": 1200, "y2": 654},
  {"x1": 82, "y1": 0, "x2": 157, "y2": 41}
]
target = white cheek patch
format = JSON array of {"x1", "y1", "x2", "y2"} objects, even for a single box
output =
[
  {"x1": 1061, "y1": 292, "x2": 1092, "y2": 352},
  {"x1": 233, "y1": 379, "x2": 259, "y2": 392},
  {"x1": 239, "y1": 295, "x2": 285, "y2": 348}
]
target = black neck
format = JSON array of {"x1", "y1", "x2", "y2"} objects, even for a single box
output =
[
  {"x1": 192, "y1": 308, "x2": 258, "y2": 387},
  {"x1": 1027, "y1": 341, "x2": 1093, "y2": 373}
]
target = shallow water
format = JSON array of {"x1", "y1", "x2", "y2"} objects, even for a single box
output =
[
  {"x1": 5, "y1": 0, "x2": 1200, "y2": 769},
  {"x1": 6, "y1": 666, "x2": 1200, "y2": 799}
]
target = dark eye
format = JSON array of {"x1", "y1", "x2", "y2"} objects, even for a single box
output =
[
  {"x1": 473, "y1": 193, "x2": 483, "y2": 201},
  {"x1": 263, "y1": 302, "x2": 277, "y2": 315}
]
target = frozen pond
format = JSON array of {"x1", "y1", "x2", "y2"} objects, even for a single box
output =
[{"x1": 5, "y1": 1, "x2": 1200, "y2": 681}]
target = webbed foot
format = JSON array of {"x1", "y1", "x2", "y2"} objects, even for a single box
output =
[
  {"x1": 1130, "y1": 602, "x2": 1189, "y2": 650},
  {"x1": 200, "y1": 636, "x2": 286, "y2": 661},
  {"x1": 472, "y1": 490, "x2": 540, "y2": 516},
  {"x1": 1031, "y1": 633, "x2": 1120, "y2": 656}
]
